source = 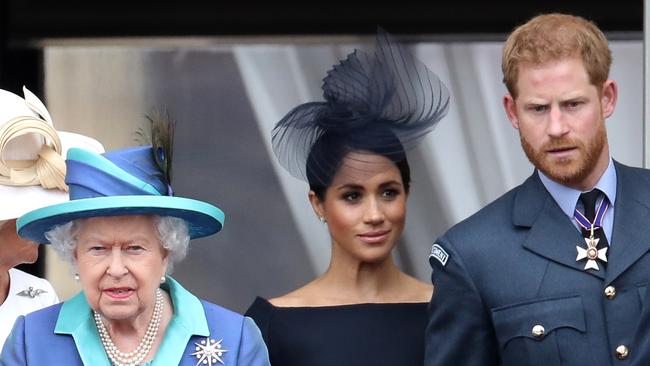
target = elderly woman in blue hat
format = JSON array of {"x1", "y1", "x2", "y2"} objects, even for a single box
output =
[
  {"x1": 0, "y1": 86, "x2": 104, "y2": 351},
  {"x1": 0, "y1": 117, "x2": 270, "y2": 365}
]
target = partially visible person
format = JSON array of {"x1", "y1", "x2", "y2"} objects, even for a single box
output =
[
  {"x1": 245, "y1": 29, "x2": 450, "y2": 366},
  {"x1": 0, "y1": 114, "x2": 270, "y2": 365},
  {"x1": 426, "y1": 13, "x2": 650, "y2": 365},
  {"x1": 0, "y1": 86, "x2": 104, "y2": 351}
]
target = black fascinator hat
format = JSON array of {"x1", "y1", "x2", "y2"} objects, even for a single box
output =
[{"x1": 271, "y1": 29, "x2": 451, "y2": 188}]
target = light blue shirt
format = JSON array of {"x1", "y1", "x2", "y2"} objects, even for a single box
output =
[{"x1": 538, "y1": 158, "x2": 616, "y2": 243}]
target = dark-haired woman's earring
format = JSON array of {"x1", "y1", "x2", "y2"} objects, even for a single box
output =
[
  {"x1": 74, "y1": 273, "x2": 80, "y2": 281},
  {"x1": 160, "y1": 276, "x2": 166, "y2": 284},
  {"x1": 319, "y1": 217, "x2": 326, "y2": 223}
]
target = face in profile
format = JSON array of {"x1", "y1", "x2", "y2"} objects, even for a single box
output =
[
  {"x1": 310, "y1": 151, "x2": 407, "y2": 264},
  {"x1": 74, "y1": 215, "x2": 168, "y2": 322},
  {"x1": 504, "y1": 56, "x2": 616, "y2": 189},
  {"x1": 0, "y1": 218, "x2": 39, "y2": 267}
]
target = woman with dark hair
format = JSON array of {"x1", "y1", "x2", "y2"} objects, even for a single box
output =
[{"x1": 246, "y1": 30, "x2": 450, "y2": 366}]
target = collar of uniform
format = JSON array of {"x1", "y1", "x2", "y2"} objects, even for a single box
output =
[
  {"x1": 538, "y1": 157, "x2": 617, "y2": 218},
  {"x1": 54, "y1": 276, "x2": 209, "y2": 365}
]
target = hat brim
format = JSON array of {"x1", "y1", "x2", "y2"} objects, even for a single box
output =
[
  {"x1": 0, "y1": 131, "x2": 105, "y2": 221},
  {"x1": 17, "y1": 195, "x2": 224, "y2": 244}
]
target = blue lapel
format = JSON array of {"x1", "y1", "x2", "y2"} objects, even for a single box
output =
[
  {"x1": 54, "y1": 292, "x2": 111, "y2": 366},
  {"x1": 515, "y1": 172, "x2": 605, "y2": 280},
  {"x1": 155, "y1": 277, "x2": 210, "y2": 365},
  {"x1": 605, "y1": 161, "x2": 650, "y2": 284}
]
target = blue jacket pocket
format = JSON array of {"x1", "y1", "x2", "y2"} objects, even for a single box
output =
[{"x1": 491, "y1": 295, "x2": 586, "y2": 365}]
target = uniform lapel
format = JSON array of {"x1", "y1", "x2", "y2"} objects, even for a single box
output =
[
  {"x1": 605, "y1": 162, "x2": 650, "y2": 284},
  {"x1": 516, "y1": 172, "x2": 605, "y2": 280}
]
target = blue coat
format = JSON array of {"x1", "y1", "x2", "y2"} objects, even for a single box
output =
[
  {"x1": 425, "y1": 162, "x2": 650, "y2": 365},
  {"x1": 0, "y1": 277, "x2": 270, "y2": 366}
]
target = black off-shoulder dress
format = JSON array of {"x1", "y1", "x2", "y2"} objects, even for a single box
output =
[{"x1": 245, "y1": 297, "x2": 428, "y2": 366}]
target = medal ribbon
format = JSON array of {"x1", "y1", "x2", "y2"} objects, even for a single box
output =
[{"x1": 574, "y1": 195, "x2": 609, "y2": 232}]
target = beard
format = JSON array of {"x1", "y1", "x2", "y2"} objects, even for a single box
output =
[{"x1": 521, "y1": 122, "x2": 607, "y2": 187}]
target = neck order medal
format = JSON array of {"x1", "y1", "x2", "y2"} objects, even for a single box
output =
[{"x1": 576, "y1": 226, "x2": 608, "y2": 270}]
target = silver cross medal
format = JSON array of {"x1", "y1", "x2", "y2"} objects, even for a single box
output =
[{"x1": 576, "y1": 226, "x2": 607, "y2": 270}]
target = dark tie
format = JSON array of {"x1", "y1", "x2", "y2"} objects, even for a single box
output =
[{"x1": 578, "y1": 189, "x2": 609, "y2": 256}]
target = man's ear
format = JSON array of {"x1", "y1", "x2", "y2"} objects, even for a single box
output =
[
  {"x1": 503, "y1": 94, "x2": 520, "y2": 130},
  {"x1": 600, "y1": 80, "x2": 618, "y2": 119}
]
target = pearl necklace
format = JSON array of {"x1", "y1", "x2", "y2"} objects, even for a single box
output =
[{"x1": 94, "y1": 288, "x2": 164, "y2": 366}]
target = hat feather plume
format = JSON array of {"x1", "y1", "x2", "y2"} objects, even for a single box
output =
[{"x1": 135, "y1": 109, "x2": 175, "y2": 190}]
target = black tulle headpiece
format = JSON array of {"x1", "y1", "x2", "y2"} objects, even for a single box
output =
[{"x1": 271, "y1": 29, "x2": 450, "y2": 187}]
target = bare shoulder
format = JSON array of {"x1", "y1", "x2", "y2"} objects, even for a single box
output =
[
  {"x1": 268, "y1": 282, "x2": 321, "y2": 307},
  {"x1": 400, "y1": 274, "x2": 433, "y2": 303}
]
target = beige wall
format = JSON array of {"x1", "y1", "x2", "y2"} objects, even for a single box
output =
[{"x1": 44, "y1": 47, "x2": 147, "y2": 300}]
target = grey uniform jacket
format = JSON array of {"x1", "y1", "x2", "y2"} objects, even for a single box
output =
[{"x1": 425, "y1": 161, "x2": 650, "y2": 366}]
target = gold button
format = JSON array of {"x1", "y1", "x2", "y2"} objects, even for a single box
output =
[
  {"x1": 531, "y1": 324, "x2": 545, "y2": 338},
  {"x1": 604, "y1": 286, "x2": 616, "y2": 299},
  {"x1": 616, "y1": 345, "x2": 629, "y2": 359}
]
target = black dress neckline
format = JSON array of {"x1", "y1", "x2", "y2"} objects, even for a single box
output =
[
  {"x1": 252, "y1": 296, "x2": 429, "y2": 310},
  {"x1": 246, "y1": 296, "x2": 429, "y2": 366}
]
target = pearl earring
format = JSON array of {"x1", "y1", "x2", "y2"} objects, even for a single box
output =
[
  {"x1": 160, "y1": 276, "x2": 166, "y2": 284},
  {"x1": 74, "y1": 273, "x2": 80, "y2": 281},
  {"x1": 319, "y1": 217, "x2": 326, "y2": 223}
]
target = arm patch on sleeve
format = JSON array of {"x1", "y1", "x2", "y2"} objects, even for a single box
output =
[{"x1": 430, "y1": 243, "x2": 449, "y2": 266}]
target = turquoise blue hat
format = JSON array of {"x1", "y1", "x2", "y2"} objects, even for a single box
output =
[{"x1": 17, "y1": 146, "x2": 225, "y2": 244}]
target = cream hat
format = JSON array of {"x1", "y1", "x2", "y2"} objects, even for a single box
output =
[{"x1": 0, "y1": 86, "x2": 104, "y2": 221}]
